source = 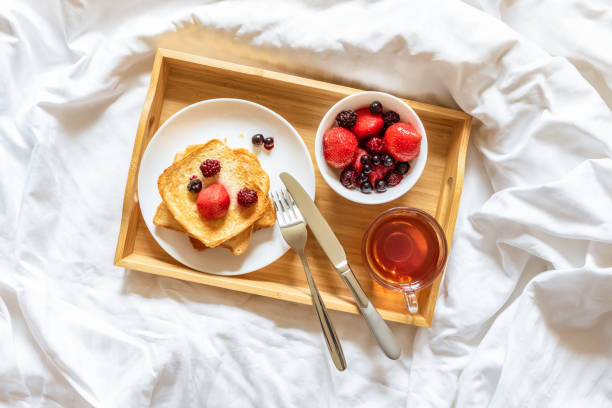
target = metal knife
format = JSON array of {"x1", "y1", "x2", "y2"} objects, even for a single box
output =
[{"x1": 280, "y1": 172, "x2": 401, "y2": 360}]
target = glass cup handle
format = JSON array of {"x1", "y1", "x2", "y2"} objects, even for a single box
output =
[{"x1": 403, "y1": 290, "x2": 418, "y2": 314}]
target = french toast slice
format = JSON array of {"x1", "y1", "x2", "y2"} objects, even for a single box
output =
[
  {"x1": 154, "y1": 144, "x2": 275, "y2": 254},
  {"x1": 154, "y1": 197, "x2": 275, "y2": 254},
  {"x1": 157, "y1": 139, "x2": 268, "y2": 248}
]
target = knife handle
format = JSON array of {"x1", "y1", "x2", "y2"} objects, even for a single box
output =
[{"x1": 340, "y1": 268, "x2": 401, "y2": 360}]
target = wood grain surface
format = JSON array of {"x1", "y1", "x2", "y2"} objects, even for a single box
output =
[{"x1": 115, "y1": 49, "x2": 472, "y2": 327}]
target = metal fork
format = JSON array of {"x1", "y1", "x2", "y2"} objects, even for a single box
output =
[{"x1": 271, "y1": 190, "x2": 346, "y2": 371}]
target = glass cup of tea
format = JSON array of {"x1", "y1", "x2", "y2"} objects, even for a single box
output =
[{"x1": 362, "y1": 207, "x2": 448, "y2": 314}]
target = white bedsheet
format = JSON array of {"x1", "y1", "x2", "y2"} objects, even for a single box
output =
[{"x1": 1, "y1": 1, "x2": 611, "y2": 407}]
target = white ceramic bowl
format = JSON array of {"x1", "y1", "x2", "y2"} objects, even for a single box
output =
[{"x1": 314, "y1": 91, "x2": 427, "y2": 205}]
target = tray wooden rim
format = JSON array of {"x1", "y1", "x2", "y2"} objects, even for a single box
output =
[{"x1": 114, "y1": 48, "x2": 471, "y2": 327}]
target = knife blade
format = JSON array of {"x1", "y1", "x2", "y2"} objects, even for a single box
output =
[{"x1": 280, "y1": 172, "x2": 401, "y2": 360}]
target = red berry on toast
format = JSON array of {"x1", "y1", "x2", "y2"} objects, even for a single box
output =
[
  {"x1": 197, "y1": 183, "x2": 230, "y2": 219},
  {"x1": 323, "y1": 127, "x2": 358, "y2": 168},
  {"x1": 383, "y1": 122, "x2": 422, "y2": 162}
]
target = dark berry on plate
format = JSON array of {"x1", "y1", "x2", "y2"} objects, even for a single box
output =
[
  {"x1": 382, "y1": 154, "x2": 395, "y2": 167},
  {"x1": 264, "y1": 136, "x2": 275, "y2": 150},
  {"x1": 395, "y1": 162, "x2": 410, "y2": 175},
  {"x1": 252, "y1": 133, "x2": 264, "y2": 145},
  {"x1": 358, "y1": 172, "x2": 369, "y2": 184},
  {"x1": 386, "y1": 171, "x2": 403, "y2": 187},
  {"x1": 187, "y1": 178, "x2": 202, "y2": 193},
  {"x1": 360, "y1": 154, "x2": 372, "y2": 165},
  {"x1": 369, "y1": 101, "x2": 383, "y2": 114},
  {"x1": 371, "y1": 154, "x2": 381, "y2": 166},
  {"x1": 336, "y1": 109, "x2": 357, "y2": 128},
  {"x1": 362, "y1": 163, "x2": 373, "y2": 174},
  {"x1": 382, "y1": 111, "x2": 400, "y2": 127},
  {"x1": 237, "y1": 187, "x2": 258, "y2": 207},
  {"x1": 340, "y1": 168, "x2": 358, "y2": 189},
  {"x1": 375, "y1": 179, "x2": 387, "y2": 193},
  {"x1": 360, "y1": 181, "x2": 373, "y2": 194},
  {"x1": 200, "y1": 159, "x2": 221, "y2": 177},
  {"x1": 366, "y1": 137, "x2": 384, "y2": 154}
]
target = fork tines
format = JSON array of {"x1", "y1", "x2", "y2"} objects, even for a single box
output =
[{"x1": 271, "y1": 189, "x2": 304, "y2": 226}]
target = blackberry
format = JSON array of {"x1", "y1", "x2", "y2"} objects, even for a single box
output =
[
  {"x1": 382, "y1": 111, "x2": 400, "y2": 127},
  {"x1": 200, "y1": 159, "x2": 221, "y2": 177},
  {"x1": 395, "y1": 162, "x2": 410, "y2": 175},
  {"x1": 340, "y1": 168, "x2": 358, "y2": 189},
  {"x1": 386, "y1": 172, "x2": 403, "y2": 187},
  {"x1": 369, "y1": 101, "x2": 383, "y2": 114},
  {"x1": 336, "y1": 110, "x2": 357, "y2": 128},
  {"x1": 237, "y1": 188, "x2": 258, "y2": 207},
  {"x1": 187, "y1": 178, "x2": 202, "y2": 193}
]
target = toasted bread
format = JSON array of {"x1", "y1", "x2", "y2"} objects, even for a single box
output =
[
  {"x1": 154, "y1": 144, "x2": 276, "y2": 254},
  {"x1": 154, "y1": 198, "x2": 275, "y2": 254},
  {"x1": 158, "y1": 139, "x2": 268, "y2": 247}
]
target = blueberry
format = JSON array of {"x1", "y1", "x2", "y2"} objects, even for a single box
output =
[
  {"x1": 383, "y1": 111, "x2": 400, "y2": 127},
  {"x1": 369, "y1": 101, "x2": 383, "y2": 115},
  {"x1": 358, "y1": 172, "x2": 369, "y2": 184},
  {"x1": 187, "y1": 178, "x2": 202, "y2": 193},
  {"x1": 362, "y1": 163, "x2": 372, "y2": 174},
  {"x1": 360, "y1": 154, "x2": 372, "y2": 165},
  {"x1": 382, "y1": 154, "x2": 395, "y2": 167},
  {"x1": 264, "y1": 136, "x2": 275, "y2": 150},
  {"x1": 360, "y1": 181, "x2": 373, "y2": 194},
  {"x1": 396, "y1": 162, "x2": 410, "y2": 175},
  {"x1": 375, "y1": 180, "x2": 387, "y2": 193},
  {"x1": 371, "y1": 155, "x2": 381, "y2": 166},
  {"x1": 252, "y1": 133, "x2": 264, "y2": 145}
]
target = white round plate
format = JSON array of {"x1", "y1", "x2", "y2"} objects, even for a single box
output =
[{"x1": 138, "y1": 99, "x2": 315, "y2": 275}]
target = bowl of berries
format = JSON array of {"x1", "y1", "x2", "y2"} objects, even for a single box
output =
[{"x1": 314, "y1": 91, "x2": 427, "y2": 204}]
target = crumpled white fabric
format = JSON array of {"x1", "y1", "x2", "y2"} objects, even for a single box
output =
[{"x1": 1, "y1": 0, "x2": 611, "y2": 407}]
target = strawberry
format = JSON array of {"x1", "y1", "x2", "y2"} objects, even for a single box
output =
[
  {"x1": 352, "y1": 148, "x2": 368, "y2": 173},
  {"x1": 368, "y1": 164, "x2": 393, "y2": 185},
  {"x1": 383, "y1": 122, "x2": 422, "y2": 162},
  {"x1": 196, "y1": 183, "x2": 230, "y2": 219},
  {"x1": 323, "y1": 127, "x2": 358, "y2": 168},
  {"x1": 352, "y1": 108, "x2": 383, "y2": 140}
]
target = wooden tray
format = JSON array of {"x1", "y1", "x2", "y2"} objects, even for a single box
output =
[{"x1": 114, "y1": 49, "x2": 471, "y2": 327}]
